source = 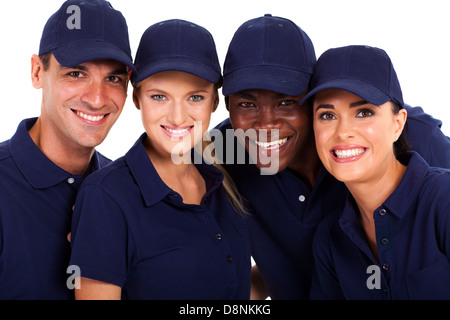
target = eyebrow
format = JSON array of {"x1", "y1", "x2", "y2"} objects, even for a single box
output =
[
  {"x1": 234, "y1": 92, "x2": 256, "y2": 100},
  {"x1": 315, "y1": 100, "x2": 370, "y2": 112},
  {"x1": 59, "y1": 64, "x2": 128, "y2": 75},
  {"x1": 349, "y1": 100, "x2": 369, "y2": 108}
]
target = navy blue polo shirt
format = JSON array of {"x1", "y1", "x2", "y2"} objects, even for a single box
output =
[
  {"x1": 311, "y1": 152, "x2": 450, "y2": 299},
  {"x1": 69, "y1": 133, "x2": 251, "y2": 300},
  {"x1": 214, "y1": 105, "x2": 450, "y2": 299},
  {"x1": 214, "y1": 119, "x2": 347, "y2": 299},
  {"x1": 0, "y1": 118, "x2": 110, "y2": 300},
  {"x1": 403, "y1": 105, "x2": 450, "y2": 168}
]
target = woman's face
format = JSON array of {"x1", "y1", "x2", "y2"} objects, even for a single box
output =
[
  {"x1": 133, "y1": 71, "x2": 218, "y2": 160},
  {"x1": 313, "y1": 89, "x2": 407, "y2": 184}
]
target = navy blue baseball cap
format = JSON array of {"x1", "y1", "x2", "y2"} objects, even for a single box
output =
[
  {"x1": 39, "y1": 0, "x2": 134, "y2": 72},
  {"x1": 302, "y1": 45, "x2": 404, "y2": 107},
  {"x1": 132, "y1": 19, "x2": 222, "y2": 85},
  {"x1": 222, "y1": 14, "x2": 316, "y2": 96}
]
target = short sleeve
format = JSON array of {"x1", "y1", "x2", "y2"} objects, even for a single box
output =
[{"x1": 69, "y1": 184, "x2": 129, "y2": 287}]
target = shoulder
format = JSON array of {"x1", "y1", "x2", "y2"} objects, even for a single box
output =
[
  {"x1": 213, "y1": 118, "x2": 232, "y2": 132},
  {"x1": 81, "y1": 156, "x2": 130, "y2": 190},
  {"x1": 404, "y1": 104, "x2": 443, "y2": 130},
  {"x1": 0, "y1": 139, "x2": 11, "y2": 161},
  {"x1": 420, "y1": 167, "x2": 450, "y2": 200},
  {"x1": 94, "y1": 151, "x2": 112, "y2": 168},
  {"x1": 313, "y1": 209, "x2": 340, "y2": 246},
  {"x1": 404, "y1": 104, "x2": 450, "y2": 168}
]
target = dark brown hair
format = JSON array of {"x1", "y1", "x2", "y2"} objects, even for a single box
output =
[
  {"x1": 39, "y1": 52, "x2": 52, "y2": 71},
  {"x1": 391, "y1": 102, "x2": 411, "y2": 158}
]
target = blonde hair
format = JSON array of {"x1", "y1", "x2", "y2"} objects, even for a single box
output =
[{"x1": 196, "y1": 131, "x2": 248, "y2": 216}]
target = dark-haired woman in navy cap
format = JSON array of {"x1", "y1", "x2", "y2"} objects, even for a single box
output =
[{"x1": 307, "y1": 45, "x2": 450, "y2": 299}]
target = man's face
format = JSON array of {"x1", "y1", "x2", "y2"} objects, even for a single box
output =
[
  {"x1": 33, "y1": 54, "x2": 128, "y2": 150},
  {"x1": 227, "y1": 89, "x2": 313, "y2": 173}
]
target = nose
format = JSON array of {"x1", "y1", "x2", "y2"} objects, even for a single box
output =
[
  {"x1": 81, "y1": 79, "x2": 109, "y2": 110},
  {"x1": 335, "y1": 117, "x2": 356, "y2": 140},
  {"x1": 253, "y1": 108, "x2": 283, "y2": 131},
  {"x1": 166, "y1": 100, "x2": 187, "y2": 125}
]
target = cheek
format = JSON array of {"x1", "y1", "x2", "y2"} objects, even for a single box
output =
[
  {"x1": 359, "y1": 122, "x2": 391, "y2": 148},
  {"x1": 229, "y1": 110, "x2": 253, "y2": 131},
  {"x1": 313, "y1": 122, "x2": 332, "y2": 153},
  {"x1": 140, "y1": 105, "x2": 160, "y2": 128},
  {"x1": 110, "y1": 87, "x2": 127, "y2": 110}
]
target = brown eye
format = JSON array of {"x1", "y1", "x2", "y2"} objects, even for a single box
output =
[
  {"x1": 239, "y1": 102, "x2": 255, "y2": 108},
  {"x1": 356, "y1": 109, "x2": 375, "y2": 118},
  {"x1": 319, "y1": 112, "x2": 336, "y2": 121}
]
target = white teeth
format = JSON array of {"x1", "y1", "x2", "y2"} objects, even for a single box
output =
[
  {"x1": 164, "y1": 127, "x2": 190, "y2": 134},
  {"x1": 334, "y1": 148, "x2": 366, "y2": 158},
  {"x1": 255, "y1": 137, "x2": 288, "y2": 149},
  {"x1": 76, "y1": 111, "x2": 105, "y2": 122}
]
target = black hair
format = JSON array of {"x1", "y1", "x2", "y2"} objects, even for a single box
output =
[{"x1": 391, "y1": 102, "x2": 411, "y2": 158}]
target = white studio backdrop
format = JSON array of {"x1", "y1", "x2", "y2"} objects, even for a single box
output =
[{"x1": 1, "y1": 0, "x2": 449, "y2": 160}]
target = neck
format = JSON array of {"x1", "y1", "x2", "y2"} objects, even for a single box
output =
[
  {"x1": 346, "y1": 157, "x2": 406, "y2": 220},
  {"x1": 28, "y1": 117, "x2": 95, "y2": 175},
  {"x1": 143, "y1": 136, "x2": 194, "y2": 179},
  {"x1": 289, "y1": 135, "x2": 323, "y2": 189},
  {"x1": 144, "y1": 138, "x2": 205, "y2": 205}
]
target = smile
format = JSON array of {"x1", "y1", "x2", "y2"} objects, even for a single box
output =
[
  {"x1": 161, "y1": 125, "x2": 194, "y2": 138},
  {"x1": 74, "y1": 110, "x2": 107, "y2": 122},
  {"x1": 333, "y1": 148, "x2": 366, "y2": 159},
  {"x1": 254, "y1": 137, "x2": 288, "y2": 150},
  {"x1": 330, "y1": 145, "x2": 368, "y2": 163}
]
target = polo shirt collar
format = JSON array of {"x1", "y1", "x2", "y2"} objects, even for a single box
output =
[
  {"x1": 9, "y1": 118, "x2": 104, "y2": 189},
  {"x1": 382, "y1": 151, "x2": 429, "y2": 219},
  {"x1": 340, "y1": 151, "x2": 429, "y2": 224},
  {"x1": 125, "y1": 133, "x2": 224, "y2": 207}
]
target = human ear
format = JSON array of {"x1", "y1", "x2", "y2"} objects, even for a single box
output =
[
  {"x1": 132, "y1": 89, "x2": 141, "y2": 110},
  {"x1": 31, "y1": 54, "x2": 44, "y2": 89},
  {"x1": 211, "y1": 90, "x2": 219, "y2": 113},
  {"x1": 224, "y1": 96, "x2": 230, "y2": 112},
  {"x1": 394, "y1": 108, "x2": 407, "y2": 141}
]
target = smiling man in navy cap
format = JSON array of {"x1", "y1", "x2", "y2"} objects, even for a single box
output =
[
  {"x1": 0, "y1": 0, "x2": 134, "y2": 299},
  {"x1": 215, "y1": 14, "x2": 450, "y2": 299}
]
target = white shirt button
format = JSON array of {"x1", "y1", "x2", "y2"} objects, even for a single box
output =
[
  {"x1": 298, "y1": 195, "x2": 306, "y2": 202},
  {"x1": 67, "y1": 177, "x2": 75, "y2": 184}
]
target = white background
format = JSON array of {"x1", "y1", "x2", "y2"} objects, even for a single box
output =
[{"x1": 1, "y1": 0, "x2": 449, "y2": 160}]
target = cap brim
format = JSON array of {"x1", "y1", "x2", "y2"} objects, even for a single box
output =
[
  {"x1": 132, "y1": 57, "x2": 221, "y2": 84},
  {"x1": 222, "y1": 65, "x2": 311, "y2": 96},
  {"x1": 52, "y1": 40, "x2": 135, "y2": 72},
  {"x1": 301, "y1": 79, "x2": 391, "y2": 106}
]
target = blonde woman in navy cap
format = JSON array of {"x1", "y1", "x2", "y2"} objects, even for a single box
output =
[
  {"x1": 305, "y1": 45, "x2": 450, "y2": 299},
  {"x1": 69, "y1": 19, "x2": 250, "y2": 300}
]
